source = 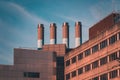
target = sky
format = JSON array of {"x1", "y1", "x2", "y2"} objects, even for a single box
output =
[{"x1": 0, "y1": 0, "x2": 120, "y2": 65}]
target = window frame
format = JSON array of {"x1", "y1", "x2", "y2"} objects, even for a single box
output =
[
  {"x1": 66, "y1": 73, "x2": 70, "y2": 80},
  {"x1": 92, "y1": 60, "x2": 99, "y2": 69},
  {"x1": 109, "y1": 52, "x2": 117, "y2": 62},
  {"x1": 100, "y1": 56, "x2": 107, "y2": 66},
  {"x1": 71, "y1": 71, "x2": 76, "y2": 77},
  {"x1": 85, "y1": 64, "x2": 91, "y2": 72},
  {"x1": 85, "y1": 49, "x2": 91, "y2": 57},
  {"x1": 109, "y1": 34, "x2": 117, "y2": 45},
  {"x1": 78, "y1": 53, "x2": 83, "y2": 60},
  {"x1": 92, "y1": 44, "x2": 99, "y2": 53},
  {"x1": 72, "y1": 56, "x2": 76, "y2": 64},
  {"x1": 78, "y1": 67, "x2": 83, "y2": 75},
  {"x1": 100, "y1": 73, "x2": 108, "y2": 80},
  {"x1": 24, "y1": 72, "x2": 40, "y2": 78},
  {"x1": 109, "y1": 70, "x2": 118, "y2": 79},
  {"x1": 100, "y1": 39, "x2": 107, "y2": 49},
  {"x1": 66, "y1": 60, "x2": 70, "y2": 66}
]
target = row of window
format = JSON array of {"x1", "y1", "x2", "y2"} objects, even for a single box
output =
[
  {"x1": 91, "y1": 69, "x2": 118, "y2": 80},
  {"x1": 66, "y1": 69, "x2": 119, "y2": 80},
  {"x1": 24, "y1": 72, "x2": 40, "y2": 78},
  {"x1": 66, "y1": 51, "x2": 119, "y2": 79},
  {"x1": 66, "y1": 33, "x2": 120, "y2": 67}
]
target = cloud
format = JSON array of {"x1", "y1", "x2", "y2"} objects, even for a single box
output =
[
  {"x1": 58, "y1": 15, "x2": 79, "y2": 22},
  {"x1": 0, "y1": 1, "x2": 50, "y2": 64},
  {"x1": 12, "y1": 3, "x2": 49, "y2": 25},
  {"x1": 89, "y1": 0, "x2": 113, "y2": 21}
]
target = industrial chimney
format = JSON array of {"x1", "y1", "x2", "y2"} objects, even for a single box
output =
[
  {"x1": 37, "y1": 24, "x2": 44, "y2": 50},
  {"x1": 75, "y1": 21, "x2": 82, "y2": 47},
  {"x1": 62, "y1": 22, "x2": 69, "y2": 48},
  {"x1": 50, "y1": 23, "x2": 57, "y2": 44}
]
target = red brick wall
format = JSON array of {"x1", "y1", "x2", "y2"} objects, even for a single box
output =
[{"x1": 89, "y1": 13, "x2": 116, "y2": 39}]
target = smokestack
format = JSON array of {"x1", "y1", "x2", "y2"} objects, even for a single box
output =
[
  {"x1": 37, "y1": 24, "x2": 44, "y2": 50},
  {"x1": 75, "y1": 21, "x2": 82, "y2": 47},
  {"x1": 50, "y1": 23, "x2": 57, "y2": 44},
  {"x1": 62, "y1": 22, "x2": 69, "y2": 48}
]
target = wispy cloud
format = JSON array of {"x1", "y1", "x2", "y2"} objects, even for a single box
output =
[
  {"x1": 0, "y1": 1, "x2": 50, "y2": 64},
  {"x1": 58, "y1": 15, "x2": 79, "y2": 22},
  {"x1": 89, "y1": 0, "x2": 113, "y2": 21},
  {"x1": 2, "y1": 1, "x2": 49, "y2": 25}
]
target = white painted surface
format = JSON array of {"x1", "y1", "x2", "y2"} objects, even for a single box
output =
[
  {"x1": 50, "y1": 39, "x2": 55, "y2": 44},
  {"x1": 38, "y1": 40, "x2": 43, "y2": 48},
  {"x1": 63, "y1": 38, "x2": 69, "y2": 48},
  {"x1": 75, "y1": 38, "x2": 80, "y2": 47}
]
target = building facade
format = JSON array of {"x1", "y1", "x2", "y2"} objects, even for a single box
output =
[
  {"x1": 64, "y1": 13, "x2": 120, "y2": 80},
  {"x1": 0, "y1": 48, "x2": 56, "y2": 80},
  {"x1": 0, "y1": 12, "x2": 120, "y2": 80}
]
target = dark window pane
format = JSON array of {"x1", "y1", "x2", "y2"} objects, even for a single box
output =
[
  {"x1": 78, "y1": 53, "x2": 83, "y2": 60},
  {"x1": 24, "y1": 72, "x2": 40, "y2": 78},
  {"x1": 92, "y1": 45, "x2": 98, "y2": 53},
  {"x1": 71, "y1": 71, "x2": 76, "y2": 77},
  {"x1": 109, "y1": 70, "x2": 118, "y2": 79},
  {"x1": 100, "y1": 39, "x2": 107, "y2": 49},
  {"x1": 100, "y1": 56, "x2": 107, "y2": 66},
  {"x1": 85, "y1": 49, "x2": 91, "y2": 57},
  {"x1": 72, "y1": 56, "x2": 76, "y2": 64},
  {"x1": 66, "y1": 73, "x2": 70, "y2": 80},
  {"x1": 92, "y1": 60, "x2": 99, "y2": 69},
  {"x1": 109, "y1": 34, "x2": 117, "y2": 44},
  {"x1": 85, "y1": 64, "x2": 91, "y2": 72},
  {"x1": 56, "y1": 57, "x2": 64, "y2": 80},
  {"x1": 100, "y1": 73, "x2": 108, "y2": 80},
  {"x1": 66, "y1": 60, "x2": 70, "y2": 66},
  {"x1": 78, "y1": 67, "x2": 83, "y2": 75},
  {"x1": 109, "y1": 52, "x2": 117, "y2": 61}
]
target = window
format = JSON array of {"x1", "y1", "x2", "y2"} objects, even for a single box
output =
[
  {"x1": 71, "y1": 71, "x2": 76, "y2": 77},
  {"x1": 78, "y1": 53, "x2": 83, "y2": 60},
  {"x1": 72, "y1": 56, "x2": 76, "y2": 64},
  {"x1": 100, "y1": 39, "x2": 107, "y2": 49},
  {"x1": 109, "y1": 52, "x2": 117, "y2": 61},
  {"x1": 56, "y1": 57, "x2": 64, "y2": 80},
  {"x1": 85, "y1": 64, "x2": 91, "y2": 72},
  {"x1": 85, "y1": 49, "x2": 91, "y2": 57},
  {"x1": 109, "y1": 34, "x2": 117, "y2": 44},
  {"x1": 66, "y1": 73, "x2": 70, "y2": 80},
  {"x1": 109, "y1": 70, "x2": 118, "y2": 79},
  {"x1": 24, "y1": 72, "x2": 40, "y2": 78},
  {"x1": 66, "y1": 60, "x2": 70, "y2": 66},
  {"x1": 92, "y1": 60, "x2": 99, "y2": 69},
  {"x1": 92, "y1": 76, "x2": 99, "y2": 80},
  {"x1": 100, "y1": 56, "x2": 107, "y2": 66},
  {"x1": 100, "y1": 73, "x2": 108, "y2": 80},
  {"x1": 78, "y1": 67, "x2": 83, "y2": 75},
  {"x1": 92, "y1": 45, "x2": 98, "y2": 53}
]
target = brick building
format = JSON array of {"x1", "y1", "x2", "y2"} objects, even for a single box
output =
[
  {"x1": 0, "y1": 12, "x2": 120, "y2": 80},
  {"x1": 65, "y1": 12, "x2": 120, "y2": 80}
]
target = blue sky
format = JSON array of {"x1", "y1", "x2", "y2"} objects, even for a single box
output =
[{"x1": 0, "y1": 0, "x2": 120, "y2": 65}]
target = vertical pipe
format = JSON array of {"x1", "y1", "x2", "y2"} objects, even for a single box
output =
[
  {"x1": 38, "y1": 24, "x2": 44, "y2": 49},
  {"x1": 75, "y1": 21, "x2": 82, "y2": 47},
  {"x1": 62, "y1": 22, "x2": 69, "y2": 48},
  {"x1": 50, "y1": 23, "x2": 57, "y2": 44}
]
